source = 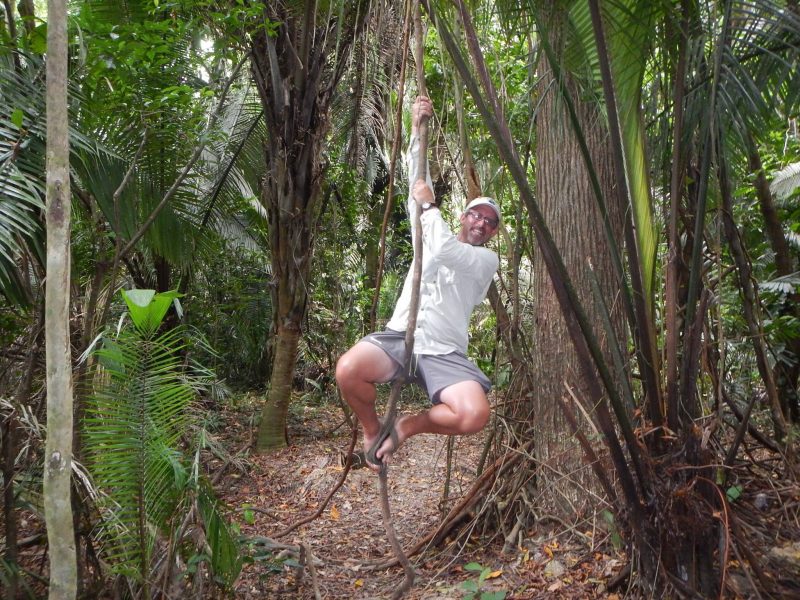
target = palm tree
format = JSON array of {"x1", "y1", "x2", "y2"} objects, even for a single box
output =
[
  {"x1": 530, "y1": 1, "x2": 628, "y2": 512},
  {"x1": 245, "y1": 0, "x2": 374, "y2": 450},
  {"x1": 85, "y1": 290, "x2": 241, "y2": 596}
]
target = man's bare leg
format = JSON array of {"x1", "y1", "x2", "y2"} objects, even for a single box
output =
[
  {"x1": 375, "y1": 380, "x2": 490, "y2": 464},
  {"x1": 335, "y1": 341, "x2": 399, "y2": 467}
]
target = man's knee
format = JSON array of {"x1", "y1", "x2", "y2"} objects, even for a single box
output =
[
  {"x1": 337, "y1": 342, "x2": 397, "y2": 388},
  {"x1": 459, "y1": 400, "x2": 490, "y2": 434},
  {"x1": 335, "y1": 351, "x2": 357, "y2": 387},
  {"x1": 440, "y1": 383, "x2": 490, "y2": 434}
]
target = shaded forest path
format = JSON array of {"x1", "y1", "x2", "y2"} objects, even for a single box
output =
[{"x1": 219, "y1": 397, "x2": 622, "y2": 599}]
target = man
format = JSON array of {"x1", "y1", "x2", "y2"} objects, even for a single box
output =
[{"x1": 335, "y1": 96, "x2": 500, "y2": 471}]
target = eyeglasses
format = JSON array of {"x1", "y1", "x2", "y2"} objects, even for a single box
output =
[{"x1": 466, "y1": 210, "x2": 499, "y2": 229}]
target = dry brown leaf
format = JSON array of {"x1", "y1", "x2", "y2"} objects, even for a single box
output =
[{"x1": 486, "y1": 570, "x2": 502, "y2": 579}]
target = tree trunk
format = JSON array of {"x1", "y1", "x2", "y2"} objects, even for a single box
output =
[
  {"x1": 746, "y1": 133, "x2": 800, "y2": 421},
  {"x1": 44, "y1": 0, "x2": 77, "y2": 596},
  {"x1": 719, "y1": 153, "x2": 787, "y2": 443},
  {"x1": 256, "y1": 322, "x2": 301, "y2": 448},
  {"x1": 532, "y1": 20, "x2": 625, "y2": 517},
  {"x1": 248, "y1": 4, "x2": 370, "y2": 450},
  {"x1": 254, "y1": 181, "x2": 317, "y2": 450},
  {"x1": 3, "y1": 318, "x2": 43, "y2": 598},
  {"x1": 1, "y1": 408, "x2": 19, "y2": 597}
]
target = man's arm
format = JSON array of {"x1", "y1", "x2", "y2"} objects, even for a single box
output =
[{"x1": 406, "y1": 97, "x2": 436, "y2": 246}]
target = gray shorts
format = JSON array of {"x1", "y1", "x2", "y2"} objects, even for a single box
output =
[{"x1": 361, "y1": 329, "x2": 491, "y2": 404}]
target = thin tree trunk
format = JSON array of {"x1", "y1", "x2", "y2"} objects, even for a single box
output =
[
  {"x1": 746, "y1": 132, "x2": 800, "y2": 421},
  {"x1": 1, "y1": 407, "x2": 19, "y2": 597},
  {"x1": 718, "y1": 149, "x2": 787, "y2": 444},
  {"x1": 665, "y1": 0, "x2": 689, "y2": 433},
  {"x1": 746, "y1": 133, "x2": 793, "y2": 277},
  {"x1": 3, "y1": 319, "x2": 43, "y2": 598},
  {"x1": 44, "y1": 0, "x2": 77, "y2": 596},
  {"x1": 17, "y1": 0, "x2": 35, "y2": 35}
]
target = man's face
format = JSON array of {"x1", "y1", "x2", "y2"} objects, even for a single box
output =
[{"x1": 458, "y1": 206, "x2": 499, "y2": 246}]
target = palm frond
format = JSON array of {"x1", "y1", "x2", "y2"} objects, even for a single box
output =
[
  {"x1": 84, "y1": 292, "x2": 195, "y2": 581},
  {"x1": 759, "y1": 271, "x2": 800, "y2": 295},
  {"x1": 0, "y1": 50, "x2": 110, "y2": 305},
  {"x1": 770, "y1": 161, "x2": 800, "y2": 201},
  {"x1": 329, "y1": 1, "x2": 401, "y2": 182},
  {"x1": 787, "y1": 230, "x2": 800, "y2": 251},
  {"x1": 604, "y1": 0, "x2": 662, "y2": 300},
  {"x1": 194, "y1": 478, "x2": 243, "y2": 588},
  {"x1": 0, "y1": 60, "x2": 46, "y2": 303}
]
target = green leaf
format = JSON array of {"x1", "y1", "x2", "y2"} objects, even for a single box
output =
[
  {"x1": 727, "y1": 485, "x2": 744, "y2": 503},
  {"x1": 197, "y1": 481, "x2": 243, "y2": 586},
  {"x1": 29, "y1": 24, "x2": 48, "y2": 54},
  {"x1": 464, "y1": 562, "x2": 484, "y2": 572},
  {"x1": 121, "y1": 289, "x2": 182, "y2": 335},
  {"x1": 10, "y1": 109, "x2": 24, "y2": 128},
  {"x1": 85, "y1": 320, "x2": 196, "y2": 580},
  {"x1": 461, "y1": 580, "x2": 479, "y2": 592}
]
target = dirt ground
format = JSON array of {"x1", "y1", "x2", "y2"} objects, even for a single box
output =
[
  {"x1": 220, "y1": 398, "x2": 624, "y2": 599},
  {"x1": 4, "y1": 396, "x2": 624, "y2": 599}
]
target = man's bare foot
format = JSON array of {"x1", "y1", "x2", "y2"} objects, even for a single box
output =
[
  {"x1": 362, "y1": 430, "x2": 381, "y2": 471},
  {"x1": 374, "y1": 415, "x2": 410, "y2": 466}
]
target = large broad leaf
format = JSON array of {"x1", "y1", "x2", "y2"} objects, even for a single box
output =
[{"x1": 121, "y1": 288, "x2": 182, "y2": 336}]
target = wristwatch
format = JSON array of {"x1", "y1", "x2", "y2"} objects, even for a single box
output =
[{"x1": 421, "y1": 202, "x2": 435, "y2": 211}]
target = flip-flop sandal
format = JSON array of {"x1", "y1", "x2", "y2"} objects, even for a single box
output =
[{"x1": 365, "y1": 417, "x2": 399, "y2": 470}]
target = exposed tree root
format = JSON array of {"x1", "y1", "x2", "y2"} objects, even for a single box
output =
[
  {"x1": 273, "y1": 424, "x2": 359, "y2": 539},
  {"x1": 369, "y1": 437, "x2": 534, "y2": 570}
]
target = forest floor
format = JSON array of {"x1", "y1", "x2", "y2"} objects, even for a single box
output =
[
  {"x1": 219, "y1": 393, "x2": 626, "y2": 599},
  {"x1": 8, "y1": 390, "x2": 800, "y2": 598}
]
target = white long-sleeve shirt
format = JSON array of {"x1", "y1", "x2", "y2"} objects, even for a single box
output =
[{"x1": 385, "y1": 134, "x2": 499, "y2": 355}]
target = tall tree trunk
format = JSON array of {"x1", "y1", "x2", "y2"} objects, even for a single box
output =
[
  {"x1": 44, "y1": 0, "x2": 77, "y2": 596},
  {"x1": 532, "y1": 16, "x2": 625, "y2": 517},
  {"x1": 1, "y1": 407, "x2": 19, "y2": 597},
  {"x1": 719, "y1": 151, "x2": 787, "y2": 443},
  {"x1": 17, "y1": 0, "x2": 34, "y2": 35},
  {"x1": 249, "y1": 24, "x2": 327, "y2": 451},
  {"x1": 256, "y1": 322, "x2": 302, "y2": 448},
  {"x1": 248, "y1": 3, "x2": 370, "y2": 450}
]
